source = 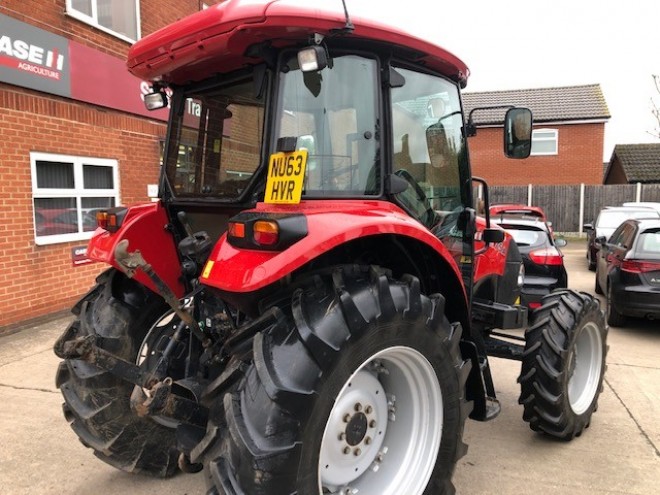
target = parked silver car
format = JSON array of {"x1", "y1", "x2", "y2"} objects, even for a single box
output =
[{"x1": 583, "y1": 206, "x2": 660, "y2": 270}]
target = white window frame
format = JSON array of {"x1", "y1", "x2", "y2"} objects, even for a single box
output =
[
  {"x1": 65, "y1": 0, "x2": 141, "y2": 43},
  {"x1": 530, "y1": 128, "x2": 558, "y2": 156},
  {"x1": 31, "y1": 152, "x2": 120, "y2": 246}
]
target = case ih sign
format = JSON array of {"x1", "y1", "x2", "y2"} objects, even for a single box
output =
[
  {"x1": 0, "y1": 13, "x2": 168, "y2": 121},
  {"x1": 0, "y1": 13, "x2": 71, "y2": 97}
]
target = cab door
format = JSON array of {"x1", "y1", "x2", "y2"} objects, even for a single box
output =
[{"x1": 388, "y1": 66, "x2": 475, "y2": 289}]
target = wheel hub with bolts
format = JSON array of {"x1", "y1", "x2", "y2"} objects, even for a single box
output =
[
  {"x1": 320, "y1": 370, "x2": 388, "y2": 487},
  {"x1": 318, "y1": 346, "x2": 443, "y2": 494}
]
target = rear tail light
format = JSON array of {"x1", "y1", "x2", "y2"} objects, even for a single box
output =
[
  {"x1": 228, "y1": 222, "x2": 246, "y2": 239},
  {"x1": 621, "y1": 259, "x2": 660, "y2": 273},
  {"x1": 528, "y1": 302, "x2": 542, "y2": 309},
  {"x1": 96, "y1": 208, "x2": 127, "y2": 233},
  {"x1": 529, "y1": 247, "x2": 563, "y2": 266},
  {"x1": 226, "y1": 214, "x2": 307, "y2": 251},
  {"x1": 253, "y1": 220, "x2": 279, "y2": 246}
]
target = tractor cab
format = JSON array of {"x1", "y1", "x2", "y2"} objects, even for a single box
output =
[{"x1": 139, "y1": 11, "x2": 531, "y2": 306}]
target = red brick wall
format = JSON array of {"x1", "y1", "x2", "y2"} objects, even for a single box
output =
[
  {"x1": 468, "y1": 122, "x2": 606, "y2": 185},
  {"x1": 1, "y1": 1, "x2": 202, "y2": 55},
  {"x1": 0, "y1": 84, "x2": 167, "y2": 328},
  {"x1": 0, "y1": 1, "x2": 201, "y2": 330}
]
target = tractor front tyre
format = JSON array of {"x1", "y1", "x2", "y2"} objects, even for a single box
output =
[
  {"x1": 54, "y1": 269, "x2": 179, "y2": 476},
  {"x1": 200, "y1": 266, "x2": 472, "y2": 495},
  {"x1": 518, "y1": 289, "x2": 608, "y2": 440}
]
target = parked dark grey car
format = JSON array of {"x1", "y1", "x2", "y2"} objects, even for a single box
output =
[
  {"x1": 493, "y1": 216, "x2": 568, "y2": 309},
  {"x1": 595, "y1": 218, "x2": 660, "y2": 326}
]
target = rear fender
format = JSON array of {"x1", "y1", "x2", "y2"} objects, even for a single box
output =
[
  {"x1": 201, "y1": 200, "x2": 466, "y2": 299},
  {"x1": 87, "y1": 202, "x2": 185, "y2": 298}
]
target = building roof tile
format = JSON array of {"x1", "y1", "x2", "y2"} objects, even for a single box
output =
[
  {"x1": 463, "y1": 83, "x2": 611, "y2": 125},
  {"x1": 609, "y1": 143, "x2": 660, "y2": 183}
]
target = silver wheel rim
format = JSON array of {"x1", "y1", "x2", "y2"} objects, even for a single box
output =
[
  {"x1": 568, "y1": 322, "x2": 603, "y2": 415},
  {"x1": 318, "y1": 346, "x2": 442, "y2": 495}
]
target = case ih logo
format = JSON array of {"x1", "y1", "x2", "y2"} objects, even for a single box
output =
[{"x1": 0, "y1": 35, "x2": 65, "y2": 80}]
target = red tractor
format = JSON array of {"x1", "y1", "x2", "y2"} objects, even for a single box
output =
[{"x1": 54, "y1": 2, "x2": 607, "y2": 493}]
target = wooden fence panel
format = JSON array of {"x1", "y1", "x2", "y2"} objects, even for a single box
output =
[
  {"x1": 583, "y1": 185, "x2": 637, "y2": 226},
  {"x1": 484, "y1": 183, "x2": 660, "y2": 233},
  {"x1": 641, "y1": 184, "x2": 660, "y2": 201},
  {"x1": 489, "y1": 186, "x2": 528, "y2": 205},
  {"x1": 533, "y1": 185, "x2": 580, "y2": 232}
]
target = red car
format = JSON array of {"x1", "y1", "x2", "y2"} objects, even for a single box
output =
[{"x1": 490, "y1": 204, "x2": 547, "y2": 221}]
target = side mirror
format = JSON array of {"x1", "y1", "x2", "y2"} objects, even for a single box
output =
[
  {"x1": 483, "y1": 228, "x2": 505, "y2": 244},
  {"x1": 143, "y1": 90, "x2": 168, "y2": 110},
  {"x1": 583, "y1": 223, "x2": 594, "y2": 230},
  {"x1": 504, "y1": 108, "x2": 532, "y2": 159},
  {"x1": 595, "y1": 236, "x2": 607, "y2": 246},
  {"x1": 555, "y1": 237, "x2": 568, "y2": 248}
]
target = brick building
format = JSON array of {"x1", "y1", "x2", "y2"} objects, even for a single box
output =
[
  {"x1": 0, "y1": 1, "x2": 210, "y2": 330},
  {"x1": 463, "y1": 84, "x2": 610, "y2": 186}
]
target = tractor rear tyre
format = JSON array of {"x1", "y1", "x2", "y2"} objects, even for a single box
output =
[
  {"x1": 518, "y1": 290, "x2": 607, "y2": 440},
  {"x1": 55, "y1": 269, "x2": 179, "y2": 476},
  {"x1": 198, "y1": 265, "x2": 472, "y2": 495}
]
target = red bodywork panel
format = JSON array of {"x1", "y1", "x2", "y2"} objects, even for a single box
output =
[
  {"x1": 474, "y1": 216, "x2": 512, "y2": 283},
  {"x1": 127, "y1": 0, "x2": 469, "y2": 86},
  {"x1": 87, "y1": 202, "x2": 185, "y2": 297},
  {"x1": 201, "y1": 200, "x2": 466, "y2": 298}
]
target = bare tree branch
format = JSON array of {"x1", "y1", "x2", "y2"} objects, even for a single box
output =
[{"x1": 650, "y1": 74, "x2": 660, "y2": 139}]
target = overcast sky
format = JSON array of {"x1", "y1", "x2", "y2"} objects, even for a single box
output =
[{"x1": 346, "y1": 0, "x2": 660, "y2": 161}]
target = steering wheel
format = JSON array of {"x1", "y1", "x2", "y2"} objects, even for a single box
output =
[{"x1": 393, "y1": 169, "x2": 438, "y2": 228}]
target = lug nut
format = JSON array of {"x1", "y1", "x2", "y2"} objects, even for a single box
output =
[
  {"x1": 343, "y1": 414, "x2": 351, "y2": 423},
  {"x1": 365, "y1": 436, "x2": 372, "y2": 445},
  {"x1": 354, "y1": 402, "x2": 362, "y2": 412},
  {"x1": 343, "y1": 447, "x2": 351, "y2": 455},
  {"x1": 369, "y1": 420, "x2": 377, "y2": 428},
  {"x1": 365, "y1": 405, "x2": 373, "y2": 414},
  {"x1": 338, "y1": 432, "x2": 346, "y2": 441},
  {"x1": 354, "y1": 448, "x2": 362, "y2": 456}
]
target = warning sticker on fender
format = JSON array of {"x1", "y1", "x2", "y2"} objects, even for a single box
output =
[{"x1": 264, "y1": 150, "x2": 308, "y2": 204}]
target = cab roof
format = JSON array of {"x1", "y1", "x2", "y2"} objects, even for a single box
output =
[{"x1": 127, "y1": 0, "x2": 469, "y2": 87}]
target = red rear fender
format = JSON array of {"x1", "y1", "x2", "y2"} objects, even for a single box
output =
[
  {"x1": 200, "y1": 200, "x2": 464, "y2": 295},
  {"x1": 87, "y1": 202, "x2": 185, "y2": 297}
]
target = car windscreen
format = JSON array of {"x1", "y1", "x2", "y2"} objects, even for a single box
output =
[{"x1": 498, "y1": 225, "x2": 548, "y2": 247}]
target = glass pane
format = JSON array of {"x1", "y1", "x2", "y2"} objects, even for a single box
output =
[
  {"x1": 531, "y1": 139, "x2": 557, "y2": 154},
  {"x1": 83, "y1": 164, "x2": 114, "y2": 189},
  {"x1": 166, "y1": 79, "x2": 265, "y2": 199},
  {"x1": 81, "y1": 197, "x2": 115, "y2": 231},
  {"x1": 71, "y1": 0, "x2": 93, "y2": 16},
  {"x1": 391, "y1": 68, "x2": 465, "y2": 214},
  {"x1": 533, "y1": 131, "x2": 556, "y2": 139},
  {"x1": 279, "y1": 55, "x2": 379, "y2": 196},
  {"x1": 36, "y1": 161, "x2": 74, "y2": 189},
  {"x1": 97, "y1": 0, "x2": 138, "y2": 39},
  {"x1": 34, "y1": 198, "x2": 78, "y2": 236}
]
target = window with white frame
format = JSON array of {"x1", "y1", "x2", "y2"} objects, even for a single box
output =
[
  {"x1": 31, "y1": 153, "x2": 120, "y2": 245},
  {"x1": 66, "y1": 0, "x2": 140, "y2": 43},
  {"x1": 530, "y1": 128, "x2": 558, "y2": 156}
]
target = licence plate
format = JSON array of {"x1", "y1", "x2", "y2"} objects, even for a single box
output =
[{"x1": 264, "y1": 150, "x2": 308, "y2": 204}]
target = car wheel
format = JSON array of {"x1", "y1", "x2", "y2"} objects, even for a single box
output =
[{"x1": 606, "y1": 284, "x2": 625, "y2": 327}]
